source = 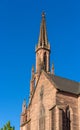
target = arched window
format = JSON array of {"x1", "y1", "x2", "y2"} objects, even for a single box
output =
[
  {"x1": 43, "y1": 52, "x2": 47, "y2": 71},
  {"x1": 58, "y1": 106, "x2": 71, "y2": 130},
  {"x1": 66, "y1": 107, "x2": 70, "y2": 130},
  {"x1": 39, "y1": 105, "x2": 45, "y2": 130}
]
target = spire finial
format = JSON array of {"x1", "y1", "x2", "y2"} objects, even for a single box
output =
[{"x1": 42, "y1": 12, "x2": 45, "y2": 18}]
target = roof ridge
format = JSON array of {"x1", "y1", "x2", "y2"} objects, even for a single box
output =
[{"x1": 50, "y1": 74, "x2": 79, "y2": 84}]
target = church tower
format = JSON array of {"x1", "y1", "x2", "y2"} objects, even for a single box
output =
[
  {"x1": 20, "y1": 12, "x2": 80, "y2": 130},
  {"x1": 29, "y1": 12, "x2": 52, "y2": 100},
  {"x1": 35, "y1": 12, "x2": 50, "y2": 73}
]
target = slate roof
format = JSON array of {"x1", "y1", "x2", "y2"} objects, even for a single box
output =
[{"x1": 48, "y1": 74, "x2": 80, "y2": 95}]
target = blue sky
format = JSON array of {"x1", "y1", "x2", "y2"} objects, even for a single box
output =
[{"x1": 0, "y1": 0, "x2": 80, "y2": 129}]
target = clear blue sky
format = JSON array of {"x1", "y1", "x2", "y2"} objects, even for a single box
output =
[{"x1": 0, "y1": 0, "x2": 80, "y2": 129}]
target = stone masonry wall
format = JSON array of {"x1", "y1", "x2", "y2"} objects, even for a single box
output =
[
  {"x1": 30, "y1": 72, "x2": 57, "y2": 130},
  {"x1": 56, "y1": 92, "x2": 79, "y2": 130}
]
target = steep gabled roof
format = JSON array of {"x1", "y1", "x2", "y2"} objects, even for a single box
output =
[
  {"x1": 48, "y1": 74, "x2": 80, "y2": 95},
  {"x1": 29, "y1": 70, "x2": 80, "y2": 107}
]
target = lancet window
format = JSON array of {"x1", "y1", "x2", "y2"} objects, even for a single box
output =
[
  {"x1": 39, "y1": 105, "x2": 45, "y2": 130},
  {"x1": 43, "y1": 52, "x2": 47, "y2": 71}
]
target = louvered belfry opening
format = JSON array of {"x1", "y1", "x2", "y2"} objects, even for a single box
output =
[{"x1": 43, "y1": 52, "x2": 47, "y2": 71}]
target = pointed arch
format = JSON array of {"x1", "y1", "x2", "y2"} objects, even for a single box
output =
[
  {"x1": 66, "y1": 107, "x2": 70, "y2": 129},
  {"x1": 66, "y1": 106, "x2": 71, "y2": 130},
  {"x1": 58, "y1": 105, "x2": 73, "y2": 130},
  {"x1": 66, "y1": 106, "x2": 73, "y2": 130},
  {"x1": 43, "y1": 52, "x2": 47, "y2": 71}
]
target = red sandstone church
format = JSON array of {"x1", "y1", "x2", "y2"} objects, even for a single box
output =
[{"x1": 20, "y1": 13, "x2": 80, "y2": 130}]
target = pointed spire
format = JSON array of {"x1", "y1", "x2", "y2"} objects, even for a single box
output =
[
  {"x1": 36, "y1": 12, "x2": 50, "y2": 52},
  {"x1": 35, "y1": 12, "x2": 50, "y2": 74},
  {"x1": 38, "y1": 12, "x2": 48, "y2": 46}
]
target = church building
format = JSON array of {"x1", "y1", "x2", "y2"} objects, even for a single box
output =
[{"x1": 20, "y1": 13, "x2": 80, "y2": 130}]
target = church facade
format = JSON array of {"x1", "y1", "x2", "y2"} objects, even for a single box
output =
[{"x1": 20, "y1": 13, "x2": 80, "y2": 130}]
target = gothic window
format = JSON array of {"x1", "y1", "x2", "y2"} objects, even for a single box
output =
[
  {"x1": 43, "y1": 52, "x2": 47, "y2": 71},
  {"x1": 66, "y1": 107, "x2": 70, "y2": 130},
  {"x1": 59, "y1": 109, "x2": 64, "y2": 130},
  {"x1": 59, "y1": 107, "x2": 71, "y2": 130},
  {"x1": 39, "y1": 105, "x2": 45, "y2": 130}
]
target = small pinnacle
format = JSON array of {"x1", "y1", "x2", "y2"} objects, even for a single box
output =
[
  {"x1": 42, "y1": 12, "x2": 45, "y2": 18},
  {"x1": 52, "y1": 63, "x2": 54, "y2": 69},
  {"x1": 52, "y1": 63, "x2": 54, "y2": 74},
  {"x1": 32, "y1": 65, "x2": 34, "y2": 72}
]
